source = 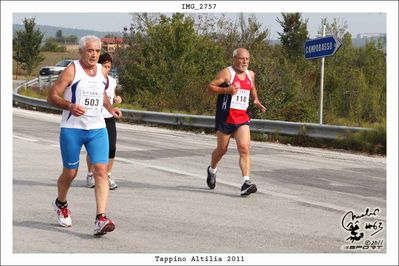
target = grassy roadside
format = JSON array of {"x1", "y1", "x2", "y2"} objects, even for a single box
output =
[
  {"x1": 251, "y1": 127, "x2": 386, "y2": 155},
  {"x1": 16, "y1": 85, "x2": 386, "y2": 156},
  {"x1": 14, "y1": 46, "x2": 385, "y2": 157},
  {"x1": 13, "y1": 50, "x2": 78, "y2": 79}
]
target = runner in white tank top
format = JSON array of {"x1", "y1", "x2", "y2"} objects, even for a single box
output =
[
  {"x1": 85, "y1": 53, "x2": 122, "y2": 190},
  {"x1": 60, "y1": 60, "x2": 106, "y2": 129},
  {"x1": 102, "y1": 75, "x2": 118, "y2": 118},
  {"x1": 47, "y1": 35, "x2": 122, "y2": 236}
]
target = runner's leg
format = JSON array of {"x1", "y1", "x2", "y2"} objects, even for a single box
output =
[
  {"x1": 211, "y1": 130, "x2": 231, "y2": 169},
  {"x1": 233, "y1": 125, "x2": 251, "y2": 177}
]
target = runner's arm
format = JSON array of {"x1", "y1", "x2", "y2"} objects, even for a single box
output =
[
  {"x1": 207, "y1": 68, "x2": 238, "y2": 95},
  {"x1": 249, "y1": 71, "x2": 266, "y2": 113},
  {"x1": 103, "y1": 92, "x2": 122, "y2": 118},
  {"x1": 47, "y1": 65, "x2": 86, "y2": 116}
]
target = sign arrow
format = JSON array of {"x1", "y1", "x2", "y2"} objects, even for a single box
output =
[{"x1": 304, "y1": 36, "x2": 342, "y2": 60}]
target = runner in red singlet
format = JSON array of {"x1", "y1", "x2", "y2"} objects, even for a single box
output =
[{"x1": 206, "y1": 48, "x2": 266, "y2": 196}]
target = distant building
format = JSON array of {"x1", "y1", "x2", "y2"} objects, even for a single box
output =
[
  {"x1": 356, "y1": 33, "x2": 385, "y2": 39},
  {"x1": 101, "y1": 37, "x2": 124, "y2": 53}
]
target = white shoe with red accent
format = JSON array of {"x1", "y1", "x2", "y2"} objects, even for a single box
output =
[
  {"x1": 52, "y1": 200, "x2": 72, "y2": 227},
  {"x1": 94, "y1": 215, "x2": 115, "y2": 236}
]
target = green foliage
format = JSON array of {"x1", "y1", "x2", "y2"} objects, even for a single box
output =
[
  {"x1": 53, "y1": 30, "x2": 77, "y2": 44},
  {"x1": 17, "y1": 13, "x2": 386, "y2": 154},
  {"x1": 41, "y1": 38, "x2": 67, "y2": 52},
  {"x1": 115, "y1": 13, "x2": 385, "y2": 128},
  {"x1": 119, "y1": 13, "x2": 225, "y2": 113},
  {"x1": 18, "y1": 86, "x2": 48, "y2": 99},
  {"x1": 331, "y1": 124, "x2": 386, "y2": 154},
  {"x1": 323, "y1": 32, "x2": 386, "y2": 126},
  {"x1": 13, "y1": 17, "x2": 45, "y2": 75},
  {"x1": 276, "y1": 13, "x2": 309, "y2": 59},
  {"x1": 55, "y1": 30, "x2": 63, "y2": 40},
  {"x1": 64, "y1": 35, "x2": 78, "y2": 44},
  {"x1": 112, "y1": 12, "x2": 385, "y2": 152},
  {"x1": 260, "y1": 125, "x2": 386, "y2": 155},
  {"x1": 319, "y1": 17, "x2": 348, "y2": 39}
]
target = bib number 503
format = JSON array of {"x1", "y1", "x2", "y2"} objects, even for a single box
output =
[{"x1": 85, "y1": 98, "x2": 99, "y2": 106}]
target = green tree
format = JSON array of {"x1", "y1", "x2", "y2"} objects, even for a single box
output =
[
  {"x1": 55, "y1": 30, "x2": 64, "y2": 43},
  {"x1": 41, "y1": 37, "x2": 66, "y2": 52},
  {"x1": 355, "y1": 41, "x2": 386, "y2": 123},
  {"x1": 318, "y1": 18, "x2": 348, "y2": 39},
  {"x1": 237, "y1": 14, "x2": 269, "y2": 56},
  {"x1": 323, "y1": 32, "x2": 386, "y2": 126},
  {"x1": 13, "y1": 17, "x2": 45, "y2": 76},
  {"x1": 202, "y1": 13, "x2": 269, "y2": 63},
  {"x1": 119, "y1": 13, "x2": 225, "y2": 113},
  {"x1": 115, "y1": 12, "x2": 385, "y2": 129},
  {"x1": 64, "y1": 35, "x2": 78, "y2": 44},
  {"x1": 276, "y1": 13, "x2": 309, "y2": 59}
]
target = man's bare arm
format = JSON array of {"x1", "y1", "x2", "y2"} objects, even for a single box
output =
[
  {"x1": 249, "y1": 71, "x2": 266, "y2": 113},
  {"x1": 207, "y1": 68, "x2": 239, "y2": 95},
  {"x1": 103, "y1": 92, "x2": 122, "y2": 118},
  {"x1": 47, "y1": 64, "x2": 85, "y2": 116}
]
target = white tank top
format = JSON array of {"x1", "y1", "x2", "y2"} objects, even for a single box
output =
[
  {"x1": 102, "y1": 75, "x2": 117, "y2": 118},
  {"x1": 60, "y1": 60, "x2": 106, "y2": 129}
]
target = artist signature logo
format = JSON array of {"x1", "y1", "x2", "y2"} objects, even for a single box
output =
[{"x1": 341, "y1": 208, "x2": 384, "y2": 250}]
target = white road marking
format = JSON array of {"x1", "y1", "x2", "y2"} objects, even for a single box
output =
[
  {"x1": 13, "y1": 135, "x2": 38, "y2": 142},
  {"x1": 115, "y1": 157, "x2": 386, "y2": 219}
]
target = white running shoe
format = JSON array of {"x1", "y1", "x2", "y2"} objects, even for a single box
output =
[
  {"x1": 86, "y1": 173, "x2": 95, "y2": 188},
  {"x1": 52, "y1": 200, "x2": 72, "y2": 227},
  {"x1": 94, "y1": 215, "x2": 115, "y2": 236},
  {"x1": 108, "y1": 174, "x2": 118, "y2": 190}
]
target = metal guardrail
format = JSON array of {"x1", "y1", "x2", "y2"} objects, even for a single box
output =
[
  {"x1": 13, "y1": 75, "x2": 59, "y2": 93},
  {"x1": 13, "y1": 77, "x2": 372, "y2": 140}
]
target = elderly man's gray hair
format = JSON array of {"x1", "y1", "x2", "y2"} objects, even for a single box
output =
[
  {"x1": 233, "y1": 48, "x2": 249, "y2": 58},
  {"x1": 233, "y1": 49, "x2": 238, "y2": 58},
  {"x1": 79, "y1": 35, "x2": 101, "y2": 50}
]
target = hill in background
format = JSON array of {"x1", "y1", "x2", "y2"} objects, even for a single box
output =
[
  {"x1": 13, "y1": 24, "x2": 384, "y2": 48},
  {"x1": 13, "y1": 24, "x2": 123, "y2": 40}
]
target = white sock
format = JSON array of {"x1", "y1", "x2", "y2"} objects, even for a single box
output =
[
  {"x1": 243, "y1": 176, "x2": 250, "y2": 183},
  {"x1": 209, "y1": 166, "x2": 217, "y2": 174}
]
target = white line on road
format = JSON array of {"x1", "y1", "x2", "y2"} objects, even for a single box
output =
[
  {"x1": 13, "y1": 135, "x2": 38, "y2": 142},
  {"x1": 115, "y1": 157, "x2": 386, "y2": 219},
  {"x1": 12, "y1": 132, "x2": 386, "y2": 218}
]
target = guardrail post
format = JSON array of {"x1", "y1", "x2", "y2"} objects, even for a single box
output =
[
  {"x1": 49, "y1": 75, "x2": 52, "y2": 87},
  {"x1": 38, "y1": 75, "x2": 42, "y2": 90}
]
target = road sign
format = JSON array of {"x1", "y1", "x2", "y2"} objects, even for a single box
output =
[{"x1": 304, "y1": 36, "x2": 342, "y2": 60}]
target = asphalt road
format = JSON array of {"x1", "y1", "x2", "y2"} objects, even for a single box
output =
[{"x1": 11, "y1": 108, "x2": 387, "y2": 257}]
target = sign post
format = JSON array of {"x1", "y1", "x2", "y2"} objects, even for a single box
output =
[
  {"x1": 319, "y1": 25, "x2": 326, "y2": 125},
  {"x1": 304, "y1": 28, "x2": 342, "y2": 124}
]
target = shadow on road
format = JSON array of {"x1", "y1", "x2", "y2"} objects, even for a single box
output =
[{"x1": 13, "y1": 220, "x2": 94, "y2": 239}]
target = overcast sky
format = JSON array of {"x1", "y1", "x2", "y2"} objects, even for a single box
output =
[{"x1": 13, "y1": 12, "x2": 386, "y2": 39}]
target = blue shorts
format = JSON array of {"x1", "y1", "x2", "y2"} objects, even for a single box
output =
[
  {"x1": 60, "y1": 128, "x2": 109, "y2": 169},
  {"x1": 216, "y1": 121, "x2": 250, "y2": 135}
]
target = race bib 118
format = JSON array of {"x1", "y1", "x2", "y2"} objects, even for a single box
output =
[{"x1": 230, "y1": 89, "x2": 250, "y2": 110}]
